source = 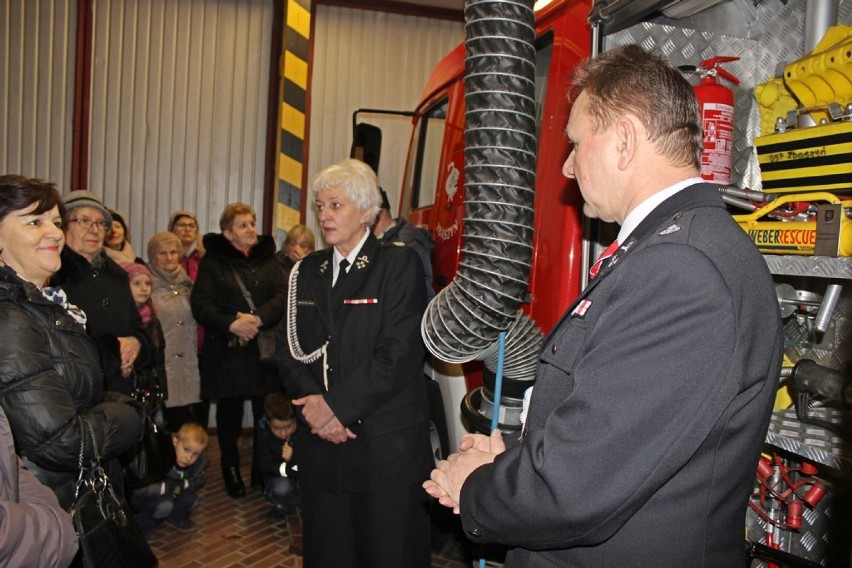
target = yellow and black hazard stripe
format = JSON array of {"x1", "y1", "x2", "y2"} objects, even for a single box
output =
[
  {"x1": 276, "y1": 0, "x2": 311, "y2": 235},
  {"x1": 755, "y1": 121, "x2": 852, "y2": 194}
]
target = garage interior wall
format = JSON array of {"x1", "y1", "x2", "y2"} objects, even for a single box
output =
[
  {"x1": 0, "y1": 0, "x2": 77, "y2": 185},
  {"x1": 1, "y1": 1, "x2": 462, "y2": 251},
  {"x1": 88, "y1": 0, "x2": 274, "y2": 249},
  {"x1": 306, "y1": 5, "x2": 464, "y2": 244}
]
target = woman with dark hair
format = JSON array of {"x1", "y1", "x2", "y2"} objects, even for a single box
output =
[
  {"x1": 105, "y1": 208, "x2": 143, "y2": 264},
  {"x1": 190, "y1": 203, "x2": 286, "y2": 498},
  {"x1": 0, "y1": 174, "x2": 143, "y2": 509}
]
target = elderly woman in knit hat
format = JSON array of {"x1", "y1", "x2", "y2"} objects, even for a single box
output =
[
  {"x1": 169, "y1": 210, "x2": 205, "y2": 282},
  {"x1": 147, "y1": 232, "x2": 205, "y2": 432},
  {"x1": 53, "y1": 190, "x2": 149, "y2": 395}
]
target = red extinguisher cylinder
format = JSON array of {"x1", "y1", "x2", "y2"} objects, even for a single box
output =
[{"x1": 692, "y1": 57, "x2": 739, "y2": 185}]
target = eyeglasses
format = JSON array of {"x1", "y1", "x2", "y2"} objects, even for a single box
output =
[
  {"x1": 173, "y1": 223, "x2": 197, "y2": 230},
  {"x1": 67, "y1": 218, "x2": 107, "y2": 231}
]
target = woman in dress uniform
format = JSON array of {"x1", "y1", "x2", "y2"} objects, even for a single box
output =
[{"x1": 278, "y1": 158, "x2": 433, "y2": 568}]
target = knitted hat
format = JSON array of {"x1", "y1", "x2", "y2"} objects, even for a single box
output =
[
  {"x1": 120, "y1": 261, "x2": 152, "y2": 282},
  {"x1": 169, "y1": 210, "x2": 199, "y2": 231},
  {"x1": 64, "y1": 190, "x2": 113, "y2": 226}
]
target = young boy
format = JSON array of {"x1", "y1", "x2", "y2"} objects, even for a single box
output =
[
  {"x1": 131, "y1": 422, "x2": 209, "y2": 537},
  {"x1": 256, "y1": 393, "x2": 299, "y2": 518}
]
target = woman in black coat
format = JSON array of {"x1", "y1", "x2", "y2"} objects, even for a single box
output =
[
  {"x1": 0, "y1": 175, "x2": 143, "y2": 509},
  {"x1": 279, "y1": 158, "x2": 433, "y2": 568},
  {"x1": 190, "y1": 203, "x2": 286, "y2": 498}
]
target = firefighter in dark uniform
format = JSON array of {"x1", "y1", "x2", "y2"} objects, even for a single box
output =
[{"x1": 277, "y1": 158, "x2": 433, "y2": 568}]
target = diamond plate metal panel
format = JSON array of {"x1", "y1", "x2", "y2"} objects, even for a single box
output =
[
  {"x1": 766, "y1": 409, "x2": 852, "y2": 473},
  {"x1": 605, "y1": 6, "x2": 852, "y2": 566},
  {"x1": 765, "y1": 256, "x2": 852, "y2": 280}
]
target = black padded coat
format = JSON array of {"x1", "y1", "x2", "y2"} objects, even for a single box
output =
[{"x1": 0, "y1": 266, "x2": 143, "y2": 509}]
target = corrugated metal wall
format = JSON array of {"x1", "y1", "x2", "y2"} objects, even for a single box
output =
[
  {"x1": 1, "y1": 1, "x2": 462, "y2": 252},
  {"x1": 88, "y1": 0, "x2": 273, "y2": 250},
  {"x1": 307, "y1": 5, "x2": 463, "y2": 243},
  {"x1": 0, "y1": 0, "x2": 77, "y2": 184}
]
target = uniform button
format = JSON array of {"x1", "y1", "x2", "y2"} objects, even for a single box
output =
[
  {"x1": 328, "y1": 368, "x2": 333, "y2": 375},
  {"x1": 551, "y1": 343, "x2": 557, "y2": 354},
  {"x1": 356, "y1": 419, "x2": 362, "y2": 425},
  {"x1": 102, "y1": 298, "x2": 111, "y2": 307},
  {"x1": 177, "y1": 320, "x2": 184, "y2": 326},
  {"x1": 55, "y1": 319, "x2": 61, "y2": 326},
  {"x1": 175, "y1": 353, "x2": 183, "y2": 358},
  {"x1": 326, "y1": 335, "x2": 332, "y2": 342}
]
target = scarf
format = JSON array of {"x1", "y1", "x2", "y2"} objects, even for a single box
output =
[
  {"x1": 137, "y1": 302, "x2": 153, "y2": 327},
  {"x1": 104, "y1": 241, "x2": 138, "y2": 264},
  {"x1": 41, "y1": 286, "x2": 88, "y2": 326},
  {"x1": 148, "y1": 262, "x2": 193, "y2": 292}
]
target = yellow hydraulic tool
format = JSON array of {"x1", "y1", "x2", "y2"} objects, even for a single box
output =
[{"x1": 733, "y1": 192, "x2": 852, "y2": 255}]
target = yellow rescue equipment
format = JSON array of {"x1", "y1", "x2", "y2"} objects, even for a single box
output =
[{"x1": 733, "y1": 192, "x2": 852, "y2": 256}]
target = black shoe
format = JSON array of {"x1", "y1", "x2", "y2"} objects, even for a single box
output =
[
  {"x1": 223, "y1": 466, "x2": 246, "y2": 498},
  {"x1": 250, "y1": 463, "x2": 262, "y2": 489},
  {"x1": 265, "y1": 504, "x2": 291, "y2": 520},
  {"x1": 166, "y1": 517, "x2": 198, "y2": 532}
]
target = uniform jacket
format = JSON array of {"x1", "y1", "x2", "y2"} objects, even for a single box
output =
[
  {"x1": 0, "y1": 406, "x2": 79, "y2": 568},
  {"x1": 379, "y1": 216, "x2": 436, "y2": 301},
  {"x1": 150, "y1": 268, "x2": 201, "y2": 408},
  {"x1": 278, "y1": 234, "x2": 434, "y2": 493},
  {"x1": 459, "y1": 184, "x2": 785, "y2": 567},
  {"x1": 191, "y1": 233, "x2": 286, "y2": 399},
  {"x1": 0, "y1": 266, "x2": 144, "y2": 509},
  {"x1": 53, "y1": 247, "x2": 150, "y2": 395}
]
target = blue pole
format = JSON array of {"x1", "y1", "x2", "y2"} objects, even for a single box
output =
[{"x1": 480, "y1": 330, "x2": 507, "y2": 568}]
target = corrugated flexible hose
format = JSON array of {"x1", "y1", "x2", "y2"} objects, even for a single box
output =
[{"x1": 421, "y1": 0, "x2": 543, "y2": 430}]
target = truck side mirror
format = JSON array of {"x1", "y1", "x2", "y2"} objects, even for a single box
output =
[{"x1": 350, "y1": 122, "x2": 382, "y2": 174}]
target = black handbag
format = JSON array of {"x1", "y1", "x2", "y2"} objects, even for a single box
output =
[
  {"x1": 124, "y1": 416, "x2": 171, "y2": 490},
  {"x1": 69, "y1": 416, "x2": 158, "y2": 568},
  {"x1": 231, "y1": 268, "x2": 277, "y2": 364},
  {"x1": 123, "y1": 379, "x2": 170, "y2": 489}
]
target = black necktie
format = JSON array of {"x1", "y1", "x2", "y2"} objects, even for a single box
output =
[{"x1": 334, "y1": 258, "x2": 350, "y2": 288}]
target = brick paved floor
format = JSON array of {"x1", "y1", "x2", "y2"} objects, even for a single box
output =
[{"x1": 146, "y1": 433, "x2": 473, "y2": 567}]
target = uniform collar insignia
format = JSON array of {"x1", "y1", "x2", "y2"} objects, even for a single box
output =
[
  {"x1": 354, "y1": 254, "x2": 370, "y2": 270},
  {"x1": 319, "y1": 259, "x2": 329, "y2": 274},
  {"x1": 659, "y1": 224, "x2": 681, "y2": 236}
]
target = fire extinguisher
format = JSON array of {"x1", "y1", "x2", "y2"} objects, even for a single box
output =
[{"x1": 683, "y1": 56, "x2": 740, "y2": 184}]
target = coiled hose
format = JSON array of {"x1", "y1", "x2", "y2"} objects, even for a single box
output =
[{"x1": 421, "y1": 0, "x2": 543, "y2": 430}]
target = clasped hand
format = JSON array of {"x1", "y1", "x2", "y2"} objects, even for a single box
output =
[
  {"x1": 229, "y1": 312, "x2": 262, "y2": 343},
  {"x1": 292, "y1": 394, "x2": 356, "y2": 444},
  {"x1": 423, "y1": 429, "x2": 505, "y2": 514}
]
